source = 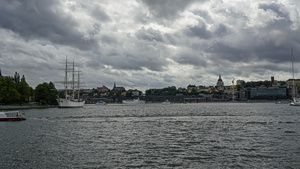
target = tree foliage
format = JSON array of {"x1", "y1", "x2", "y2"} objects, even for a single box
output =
[
  {"x1": 0, "y1": 77, "x2": 21, "y2": 104},
  {"x1": 35, "y1": 82, "x2": 58, "y2": 105},
  {"x1": 16, "y1": 75, "x2": 32, "y2": 102},
  {"x1": 0, "y1": 72, "x2": 57, "y2": 105}
]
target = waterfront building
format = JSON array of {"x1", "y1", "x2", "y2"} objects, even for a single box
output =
[
  {"x1": 112, "y1": 82, "x2": 125, "y2": 92},
  {"x1": 250, "y1": 87, "x2": 287, "y2": 100},
  {"x1": 286, "y1": 79, "x2": 300, "y2": 89},
  {"x1": 197, "y1": 86, "x2": 213, "y2": 93},
  {"x1": 187, "y1": 85, "x2": 197, "y2": 93},
  {"x1": 97, "y1": 85, "x2": 109, "y2": 92}
]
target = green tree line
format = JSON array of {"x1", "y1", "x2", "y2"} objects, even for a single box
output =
[{"x1": 0, "y1": 72, "x2": 58, "y2": 105}]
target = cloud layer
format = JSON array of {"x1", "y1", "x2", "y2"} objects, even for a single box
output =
[{"x1": 0, "y1": 0, "x2": 300, "y2": 91}]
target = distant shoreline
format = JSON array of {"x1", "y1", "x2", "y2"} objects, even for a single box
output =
[
  {"x1": 0, "y1": 100, "x2": 291, "y2": 110},
  {"x1": 0, "y1": 105, "x2": 57, "y2": 110}
]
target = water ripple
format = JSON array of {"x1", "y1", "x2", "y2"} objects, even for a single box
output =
[{"x1": 1, "y1": 103, "x2": 299, "y2": 168}]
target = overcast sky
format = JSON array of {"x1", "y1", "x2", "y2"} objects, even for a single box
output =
[{"x1": 1, "y1": 0, "x2": 300, "y2": 91}]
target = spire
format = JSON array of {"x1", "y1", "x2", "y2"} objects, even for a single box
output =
[{"x1": 218, "y1": 74, "x2": 222, "y2": 81}]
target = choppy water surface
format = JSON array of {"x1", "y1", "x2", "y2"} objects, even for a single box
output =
[{"x1": 1, "y1": 103, "x2": 299, "y2": 168}]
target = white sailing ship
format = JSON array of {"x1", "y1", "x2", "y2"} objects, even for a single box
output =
[
  {"x1": 290, "y1": 48, "x2": 300, "y2": 106},
  {"x1": 56, "y1": 58, "x2": 85, "y2": 108}
]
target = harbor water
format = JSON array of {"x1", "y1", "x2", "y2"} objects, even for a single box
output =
[{"x1": 0, "y1": 103, "x2": 299, "y2": 168}]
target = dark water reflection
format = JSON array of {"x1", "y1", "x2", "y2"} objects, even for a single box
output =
[{"x1": 1, "y1": 103, "x2": 299, "y2": 168}]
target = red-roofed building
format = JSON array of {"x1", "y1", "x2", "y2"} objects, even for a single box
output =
[
  {"x1": 97, "y1": 85, "x2": 109, "y2": 92},
  {"x1": 112, "y1": 82, "x2": 125, "y2": 92}
]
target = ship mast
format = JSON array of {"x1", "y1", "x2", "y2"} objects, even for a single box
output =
[
  {"x1": 292, "y1": 47, "x2": 296, "y2": 98},
  {"x1": 77, "y1": 69, "x2": 81, "y2": 100},
  {"x1": 72, "y1": 60, "x2": 75, "y2": 100},
  {"x1": 64, "y1": 57, "x2": 68, "y2": 99}
]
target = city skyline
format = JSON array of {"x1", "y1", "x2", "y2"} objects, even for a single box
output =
[{"x1": 0, "y1": 0, "x2": 300, "y2": 92}]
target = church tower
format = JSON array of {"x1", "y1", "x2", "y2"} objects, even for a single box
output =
[{"x1": 216, "y1": 74, "x2": 224, "y2": 91}]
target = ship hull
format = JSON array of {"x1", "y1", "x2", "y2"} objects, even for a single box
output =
[{"x1": 57, "y1": 99, "x2": 85, "y2": 108}]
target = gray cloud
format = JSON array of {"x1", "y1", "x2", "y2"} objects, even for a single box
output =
[
  {"x1": 141, "y1": 0, "x2": 198, "y2": 20},
  {"x1": 186, "y1": 22, "x2": 212, "y2": 39},
  {"x1": 0, "y1": 0, "x2": 98, "y2": 50},
  {"x1": 0, "y1": 0, "x2": 300, "y2": 90},
  {"x1": 173, "y1": 49, "x2": 207, "y2": 67},
  {"x1": 91, "y1": 5, "x2": 111, "y2": 22},
  {"x1": 135, "y1": 27, "x2": 164, "y2": 42}
]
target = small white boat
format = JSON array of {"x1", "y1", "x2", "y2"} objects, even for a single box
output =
[
  {"x1": 162, "y1": 100, "x2": 171, "y2": 104},
  {"x1": 0, "y1": 111, "x2": 26, "y2": 121},
  {"x1": 122, "y1": 98, "x2": 145, "y2": 104},
  {"x1": 290, "y1": 98, "x2": 300, "y2": 106},
  {"x1": 95, "y1": 101, "x2": 107, "y2": 105}
]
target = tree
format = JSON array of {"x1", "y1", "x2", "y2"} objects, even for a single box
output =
[
  {"x1": 190, "y1": 88, "x2": 198, "y2": 95},
  {"x1": 48, "y1": 82, "x2": 58, "y2": 105},
  {"x1": 16, "y1": 75, "x2": 32, "y2": 102},
  {"x1": 35, "y1": 82, "x2": 58, "y2": 105},
  {"x1": 13, "y1": 72, "x2": 20, "y2": 84},
  {"x1": 0, "y1": 77, "x2": 21, "y2": 104}
]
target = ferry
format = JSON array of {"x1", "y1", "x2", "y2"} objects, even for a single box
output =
[{"x1": 0, "y1": 111, "x2": 26, "y2": 121}]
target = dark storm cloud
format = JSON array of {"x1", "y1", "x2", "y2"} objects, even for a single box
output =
[
  {"x1": 91, "y1": 5, "x2": 111, "y2": 22},
  {"x1": 165, "y1": 33, "x2": 178, "y2": 46},
  {"x1": 193, "y1": 9, "x2": 212, "y2": 22},
  {"x1": 0, "y1": 0, "x2": 98, "y2": 50},
  {"x1": 173, "y1": 50, "x2": 207, "y2": 67},
  {"x1": 186, "y1": 23, "x2": 212, "y2": 39},
  {"x1": 207, "y1": 41, "x2": 294, "y2": 65},
  {"x1": 141, "y1": 0, "x2": 201, "y2": 20},
  {"x1": 1, "y1": 0, "x2": 300, "y2": 89},
  {"x1": 198, "y1": 1, "x2": 300, "y2": 70},
  {"x1": 135, "y1": 27, "x2": 164, "y2": 42},
  {"x1": 214, "y1": 24, "x2": 231, "y2": 37},
  {"x1": 259, "y1": 3, "x2": 289, "y2": 20},
  {"x1": 105, "y1": 54, "x2": 152, "y2": 71},
  {"x1": 258, "y1": 3, "x2": 293, "y2": 29},
  {"x1": 104, "y1": 50, "x2": 167, "y2": 72},
  {"x1": 87, "y1": 38, "x2": 168, "y2": 72},
  {"x1": 101, "y1": 35, "x2": 118, "y2": 45}
]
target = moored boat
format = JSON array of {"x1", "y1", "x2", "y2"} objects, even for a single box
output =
[
  {"x1": 56, "y1": 57, "x2": 85, "y2": 108},
  {"x1": 0, "y1": 111, "x2": 26, "y2": 121},
  {"x1": 290, "y1": 98, "x2": 300, "y2": 106},
  {"x1": 122, "y1": 98, "x2": 145, "y2": 104},
  {"x1": 162, "y1": 100, "x2": 171, "y2": 104},
  {"x1": 95, "y1": 101, "x2": 107, "y2": 105}
]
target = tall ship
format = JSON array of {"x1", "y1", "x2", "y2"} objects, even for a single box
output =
[
  {"x1": 290, "y1": 48, "x2": 300, "y2": 106},
  {"x1": 56, "y1": 58, "x2": 85, "y2": 108}
]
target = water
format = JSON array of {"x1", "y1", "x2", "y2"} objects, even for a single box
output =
[{"x1": 0, "y1": 103, "x2": 299, "y2": 168}]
